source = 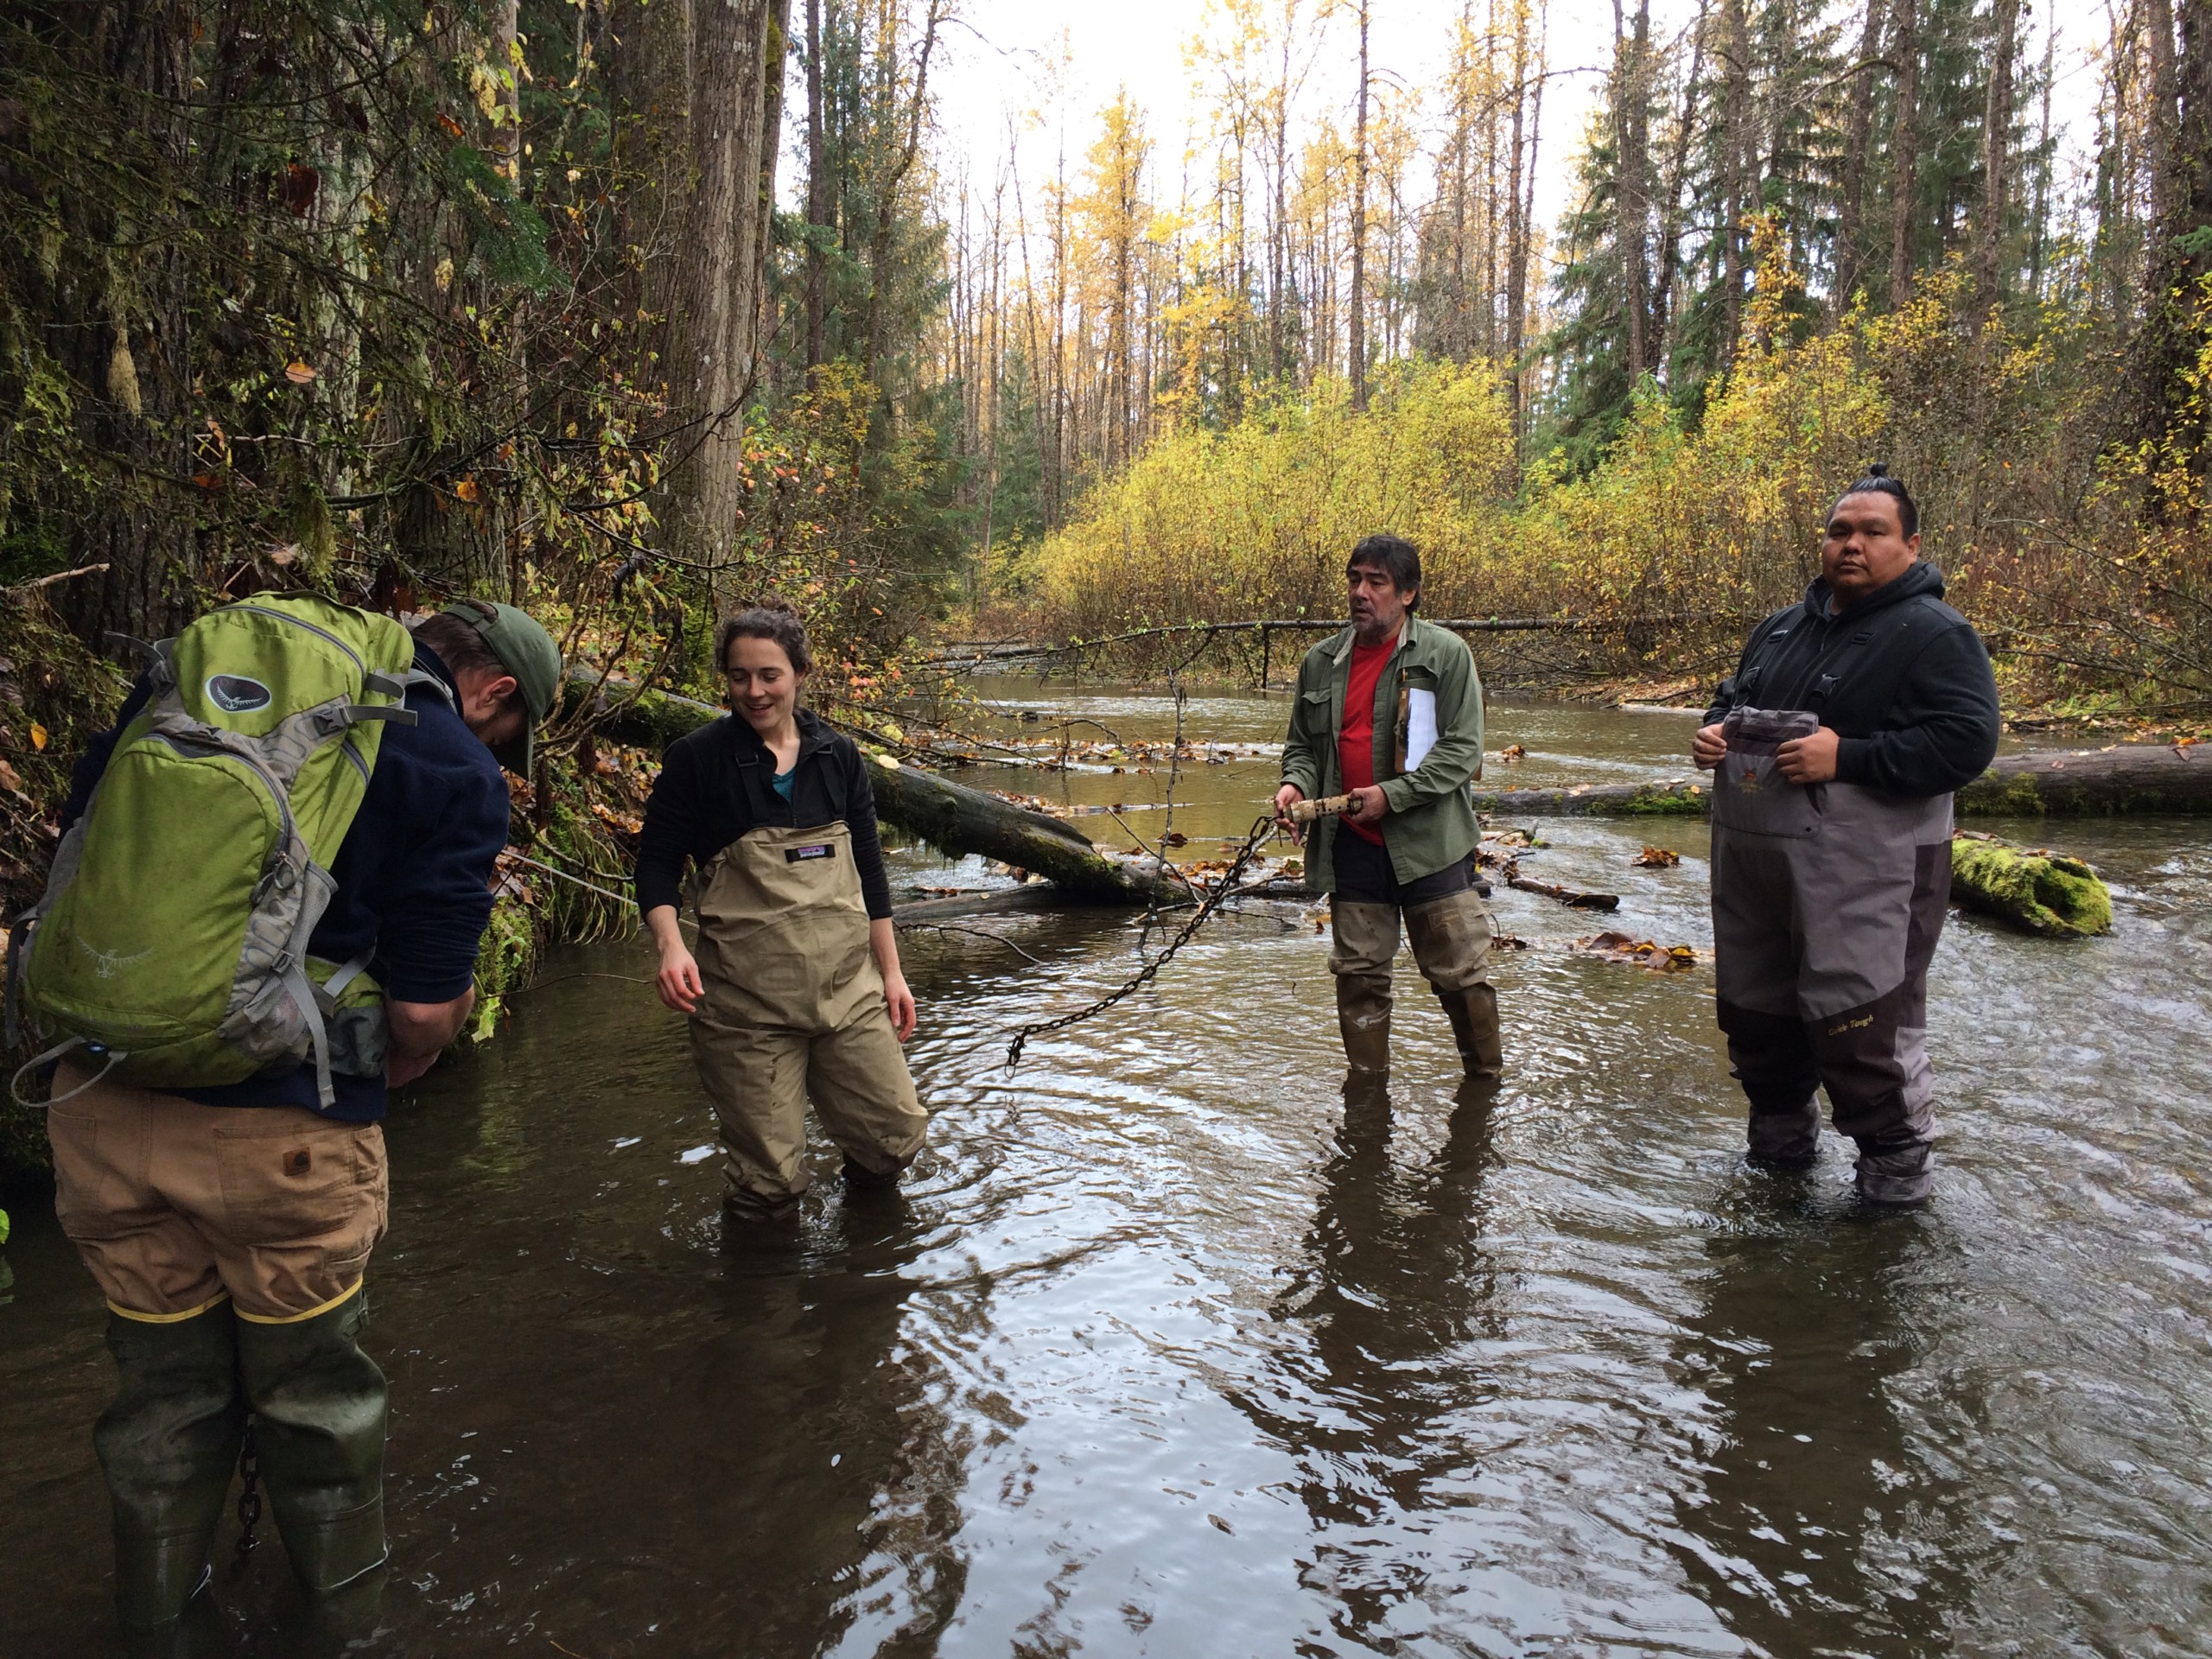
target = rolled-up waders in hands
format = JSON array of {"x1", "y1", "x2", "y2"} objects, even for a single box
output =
[{"x1": 1287, "y1": 794, "x2": 1356, "y2": 824}]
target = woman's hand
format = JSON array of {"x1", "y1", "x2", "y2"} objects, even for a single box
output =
[
  {"x1": 883, "y1": 971, "x2": 917, "y2": 1042},
  {"x1": 656, "y1": 944, "x2": 703, "y2": 1014}
]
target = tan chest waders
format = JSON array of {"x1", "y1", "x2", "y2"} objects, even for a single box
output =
[{"x1": 688, "y1": 823, "x2": 927, "y2": 1214}]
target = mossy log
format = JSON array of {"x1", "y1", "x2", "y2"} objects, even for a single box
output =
[
  {"x1": 1954, "y1": 745, "x2": 2212, "y2": 817},
  {"x1": 1469, "y1": 746, "x2": 2212, "y2": 818},
  {"x1": 1949, "y1": 835, "x2": 2113, "y2": 938},
  {"x1": 572, "y1": 674, "x2": 1168, "y2": 905}
]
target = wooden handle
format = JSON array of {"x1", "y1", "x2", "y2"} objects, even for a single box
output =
[{"x1": 1287, "y1": 793, "x2": 1354, "y2": 824}]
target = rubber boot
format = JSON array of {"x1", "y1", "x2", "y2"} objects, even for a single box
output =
[
  {"x1": 1745, "y1": 1101, "x2": 1822, "y2": 1169},
  {"x1": 93, "y1": 1303, "x2": 245, "y2": 1641},
  {"x1": 841, "y1": 1152, "x2": 906, "y2": 1192},
  {"x1": 1853, "y1": 1129, "x2": 1935, "y2": 1206},
  {"x1": 1334, "y1": 974, "x2": 1393, "y2": 1075},
  {"x1": 1435, "y1": 985, "x2": 1503, "y2": 1081},
  {"x1": 232, "y1": 1288, "x2": 389, "y2": 1595}
]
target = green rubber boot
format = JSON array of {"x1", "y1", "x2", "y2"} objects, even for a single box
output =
[
  {"x1": 92, "y1": 1302, "x2": 245, "y2": 1639},
  {"x1": 233, "y1": 1287, "x2": 390, "y2": 1594}
]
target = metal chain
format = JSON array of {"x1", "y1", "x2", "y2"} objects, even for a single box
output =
[
  {"x1": 1006, "y1": 814, "x2": 1281, "y2": 1069},
  {"x1": 232, "y1": 1419, "x2": 262, "y2": 1572}
]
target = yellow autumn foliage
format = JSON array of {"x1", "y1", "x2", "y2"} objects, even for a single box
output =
[{"x1": 1033, "y1": 243, "x2": 2202, "y2": 713}]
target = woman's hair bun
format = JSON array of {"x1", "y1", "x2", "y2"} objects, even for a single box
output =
[{"x1": 1866, "y1": 461, "x2": 1890, "y2": 478}]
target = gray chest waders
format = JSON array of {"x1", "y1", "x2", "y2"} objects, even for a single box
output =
[{"x1": 1709, "y1": 707, "x2": 1953, "y2": 1201}]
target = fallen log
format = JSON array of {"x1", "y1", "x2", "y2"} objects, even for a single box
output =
[
  {"x1": 571, "y1": 674, "x2": 1171, "y2": 906},
  {"x1": 1949, "y1": 832, "x2": 2113, "y2": 938},
  {"x1": 1506, "y1": 874, "x2": 1622, "y2": 911},
  {"x1": 1467, "y1": 745, "x2": 2212, "y2": 818},
  {"x1": 1955, "y1": 744, "x2": 2212, "y2": 817}
]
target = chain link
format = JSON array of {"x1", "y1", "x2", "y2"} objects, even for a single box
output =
[
  {"x1": 1006, "y1": 814, "x2": 1281, "y2": 1069},
  {"x1": 232, "y1": 1418, "x2": 262, "y2": 1573}
]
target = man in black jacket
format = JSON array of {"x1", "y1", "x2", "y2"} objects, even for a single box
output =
[{"x1": 1693, "y1": 467, "x2": 2000, "y2": 1204}]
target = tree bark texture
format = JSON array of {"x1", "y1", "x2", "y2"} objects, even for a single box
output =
[
  {"x1": 661, "y1": 0, "x2": 786, "y2": 587},
  {"x1": 1974, "y1": 0, "x2": 2020, "y2": 313},
  {"x1": 64, "y1": 1, "x2": 199, "y2": 643},
  {"x1": 1887, "y1": 0, "x2": 1919, "y2": 308},
  {"x1": 1833, "y1": 0, "x2": 1884, "y2": 315}
]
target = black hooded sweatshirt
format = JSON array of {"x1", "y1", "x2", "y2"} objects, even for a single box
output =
[{"x1": 1702, "y1": 562, "x2": 2001, "y2": 798}]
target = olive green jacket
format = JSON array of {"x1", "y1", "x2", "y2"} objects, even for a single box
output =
[{"x1": 1279, "y1": 615, "x2": 1485, "y2": 894}]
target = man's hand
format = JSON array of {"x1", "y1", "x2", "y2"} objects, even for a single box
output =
[
  {"x1": 1344, "y1": 785, "x2": 1390, "y2": 823},
  {"x1": 1273, "y1": 782, "x2": 1306, "y2": 844},
  {"x1": 386, "y1": 989, "x2": 477, "y2": 1088},
  {"x1": 1776, "y1": 725, "x2": 1840, "y2": 784},
  {"x1": 1693, "y1": 723, "x2": 1728, "y2": 770}
]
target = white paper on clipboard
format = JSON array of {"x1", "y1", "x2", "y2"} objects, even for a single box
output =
[{"x1": 1404, "y1": 688, "x2": 1439, "y2": 770}]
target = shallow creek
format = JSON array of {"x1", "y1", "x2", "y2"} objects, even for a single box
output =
[{"x1": 3, "y1": 683, "x2": 2209, "y2": 1656}]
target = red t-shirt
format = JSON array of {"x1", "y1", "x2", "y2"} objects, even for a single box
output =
[{"x1": 1336, "y1": 636, "x2": 1394, "y2": 844}]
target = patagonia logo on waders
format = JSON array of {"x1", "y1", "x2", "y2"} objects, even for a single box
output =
[{"x1": 785, "y1": 843, "x2": 836, "y2": 862}]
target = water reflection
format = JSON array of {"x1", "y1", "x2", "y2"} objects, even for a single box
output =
[
  {"x1": 1242, "y1": 1078, "x2": 1510, "y2": 1647},
  {"x1": 1675, "y1": 1195, "x2": 1980, "y2": 1657}
]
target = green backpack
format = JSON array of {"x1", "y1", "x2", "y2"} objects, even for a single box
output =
[{"x1": 9, "y1": 594, "x2": 437, "y2": 1109}]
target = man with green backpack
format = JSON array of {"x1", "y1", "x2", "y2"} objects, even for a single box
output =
[{"x1": 14, "y1": 593, "x2": 560, "y2": 1647}]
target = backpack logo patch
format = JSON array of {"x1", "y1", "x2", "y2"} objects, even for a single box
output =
[{"x1": 207, "y1": 674, "x2": 273, "y2": 714}]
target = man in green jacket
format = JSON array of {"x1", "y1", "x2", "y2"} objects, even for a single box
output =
[{"x1": 1274, "y1": 534, "x2": 1498, "y2": 1079}]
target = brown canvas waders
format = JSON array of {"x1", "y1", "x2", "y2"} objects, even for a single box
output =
[
  {"x1": 1709, "y1": 709, "x2": 1952, "y2": 1204},
  {"x1": 689, "y1": 823, "x2": 928, "y2": 1217},
  {"x1": 1327, "y1": 831, "x2": 1500, "y2": 1080},
  {"x1": 49, "y1": 1068, "x2": 392, "y2": 1637}
]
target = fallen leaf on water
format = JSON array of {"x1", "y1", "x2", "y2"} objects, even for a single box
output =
[
  {"x1": 1632, "y1": 845, "x2": 1681, "y2": 868},
  {"x1": 284, "y1": 360, "x2": 316, "y2": 385},
  {"x1": 1571, "y1": 931, "x2": 1697, "y2": 970},
  {"x1": 1497, "y1": 743, "x2": 1526, "y2": 762},
  {"x1": 1160, "y1": 830, "x2": 1188, "y2": 848},
  {"x1": 1491, "y1": 933, "x2": 1532, "y2": 950},
  {"x1": 29, "y1": 721, "x2": 48, "y2": 752}
]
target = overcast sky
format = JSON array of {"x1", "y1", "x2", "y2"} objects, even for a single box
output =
[{"x1": 922, "y1": 0, "x2": 2108, "y2": 277}]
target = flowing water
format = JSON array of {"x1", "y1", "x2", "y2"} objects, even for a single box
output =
[{"x1": 3, "y1": 683, "x2": 2210, "y2": 1657}]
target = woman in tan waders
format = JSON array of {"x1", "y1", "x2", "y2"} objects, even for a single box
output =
[{"x1": 638, "y1": 605, "x2": 927, "y2": 1217}]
